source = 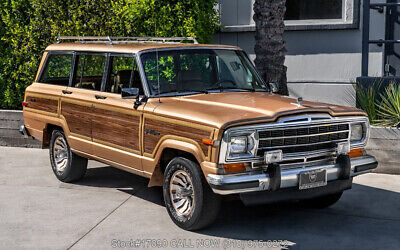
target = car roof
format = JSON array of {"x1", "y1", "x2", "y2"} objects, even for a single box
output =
[{"x1": 45, "y1": 42, "x2": 240, "y2": 54}]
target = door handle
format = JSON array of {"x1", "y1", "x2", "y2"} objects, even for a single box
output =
[
  {"x1": 62, "y1": 90, "x2": 72, "y2": 94},
  {"x1": 95, "y1": 94, "x2": 107, "y2": 100}
]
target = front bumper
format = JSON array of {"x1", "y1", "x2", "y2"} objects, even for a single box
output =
[{"x1": 207, "y1": 155, "x2": 377, "y2": 195}]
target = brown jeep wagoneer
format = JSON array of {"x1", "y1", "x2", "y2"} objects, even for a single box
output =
[{"x1": 21, "y1": 36, "x2": 377, "y2": 230}]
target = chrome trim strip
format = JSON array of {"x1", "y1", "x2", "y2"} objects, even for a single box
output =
[{"x1": 208, "y1": 155, "x2": 377, "y2": 195}]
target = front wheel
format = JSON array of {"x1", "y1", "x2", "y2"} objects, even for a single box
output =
[
  {"x1": 163, "y1": 157, "x2": 221, "y2": 231},
  {"x1": 49, "y1": 130, "x2": 87, "y2": 182}
]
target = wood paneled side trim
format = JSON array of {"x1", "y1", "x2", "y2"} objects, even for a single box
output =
[
  {"x1": 91, "y1": 106, "x2": 141, "y2": 152},
  {"x1": 144, "y1": 113, "x2": 214, "y2": 133},
  {"x1": 25, "y1": 95, "x2": 59, "y2": 114},
  {"x1": 23, "y1": 107, "x2": 58, "y2": 118},
  {"x1": 61, "y1": 101, "x2": 92, "y2": 138},
  {"x1": 92, "y1": 138, "x2": 140, "y2": 155},
  {"x1": 143, "y1": 114, "x2": 214, "y2": 161}
]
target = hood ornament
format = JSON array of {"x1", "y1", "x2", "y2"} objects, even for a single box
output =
[
  {"x1": 291, "y1": 97, "x2": 304, "y2": 107},
  {"x1": 297, "y1": 97, "x2": 303, "y2": 106}
]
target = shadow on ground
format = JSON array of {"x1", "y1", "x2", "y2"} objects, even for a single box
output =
[{"x1": 74, "y1": 166, "x2": 400, "y2": 250}]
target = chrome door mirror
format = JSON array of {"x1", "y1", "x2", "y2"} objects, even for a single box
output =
[
  {"x1": 268, "y1": 82, "x2": 279, "y2": 93},
  {"x1": 121, "y1": 88, "x2": 139, "y2": 99}
]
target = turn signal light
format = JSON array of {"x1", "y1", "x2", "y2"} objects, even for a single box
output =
[
  {"x1": 348, "y1": 148, "x2": 364, "y2": 158},
  {"x1": 202, "y1": 138, "x2": 215, "y2": 146},
  {"x1": 222, "y1": 163, "x2": 247, "y2": 173}
]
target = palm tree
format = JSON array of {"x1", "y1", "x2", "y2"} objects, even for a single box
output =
[{"x1": 253, "y1": 0, "x2": 289, "y2": 95}]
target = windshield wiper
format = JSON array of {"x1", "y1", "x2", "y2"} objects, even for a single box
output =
[
  {"x1": 178, "y1": 89, "x2": 209, "y2": 94},
  {"x1": 206, "y1": 86, "x2": 256, "y2": 92},
  {"x1": 156, "y1": 90, "x2": 209, "y2": 96}
]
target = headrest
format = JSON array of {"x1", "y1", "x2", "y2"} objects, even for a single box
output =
[{"x1": 117, "y1": 70, "x2": 132, "y2": 88}]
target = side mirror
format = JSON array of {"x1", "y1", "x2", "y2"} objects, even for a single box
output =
[
  {"x1": 268, "y1": 82, "x2": 279, "y2": 93},
  {"x1": 121, "y1": 88, "x2": 139, "y2": 99}
]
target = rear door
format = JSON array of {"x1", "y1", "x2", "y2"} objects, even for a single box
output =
[
  {"x1": 90, "y1": 54, "x2": 144, "y2": 172},
  {"x1": 60, "y1": 52, "x2": 107, "y2": 155}
]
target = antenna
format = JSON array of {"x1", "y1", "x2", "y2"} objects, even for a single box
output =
[
  {"x1": 156, "y1": 47, "x2": 161, "y2": 103},
  {"x1": 155, "y1": 21, "x2": 161, "y2": 103}
]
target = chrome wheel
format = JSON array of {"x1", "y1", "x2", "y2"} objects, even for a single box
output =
[
  {"x1": 169, "y1": 170, "x2": 195, "y2": 216},
  {"x1": 52, "y1": 136, "x2": 69, "y2": 174}
]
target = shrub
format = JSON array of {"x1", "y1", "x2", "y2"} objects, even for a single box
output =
[
  {"x1": 354, "y1": 80, "x2": 382, "y2": 124},
  {"x1": 0, "y1": 0, "x2": 219, "y2": 109},
  {"x1": 376, "y1": 83, "x2": 400, "y2": 127},
  {"x1": 355, "y1": 80, "x2": 400, "y2": 127}
]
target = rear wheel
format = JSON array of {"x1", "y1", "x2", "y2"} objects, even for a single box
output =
[
  {"x1": 303, "y1": 192, "x2": 343, "y2": 208},
  {"x1": 49, "y1": 130, "x2": 87, "y2": 182},
  {"x1": 163, "y1": 157, "x2": 221, "y2": 231}
]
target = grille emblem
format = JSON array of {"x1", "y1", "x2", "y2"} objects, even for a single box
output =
[{"x1": 309, "y1": 173, "x2": 317, "y2": 183}]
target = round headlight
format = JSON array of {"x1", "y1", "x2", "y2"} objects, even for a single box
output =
[
  {"x1": 351, "y1": 123, "x2": 363, "y2": 142},
  {"x1": 229, "y1": 136, "x2": 247, "y2": 154}
]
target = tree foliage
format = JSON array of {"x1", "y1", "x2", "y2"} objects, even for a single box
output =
[{"x1": 0, "y1": 0, "x2": 219, "y2": 109}]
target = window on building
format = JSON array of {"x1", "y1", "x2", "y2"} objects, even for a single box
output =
[
  {"x1": 40, "y1": 54, "x2": 73, "y2": 86},
  {"x1": 285, "y1": 0, "x2": 343, "y2": 20},
  {"x1": 218, "y1": 0, "x2": 358, "y2": 31}
]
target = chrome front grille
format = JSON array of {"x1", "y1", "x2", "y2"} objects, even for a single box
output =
[{"x1": 256, "y1": 123, "x2": 350, "y2": 159}]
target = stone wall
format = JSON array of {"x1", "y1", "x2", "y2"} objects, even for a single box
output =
[
  {"x1": 0, "y1": 110, "x2": 41, "y2": 148},
  {"x1": 367, "y1": 127, "x2": 400, "y2": 175}
]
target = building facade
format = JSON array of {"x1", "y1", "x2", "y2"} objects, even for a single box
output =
[{"x1": 213, "y1": 0, "x2": 392, "y2": 107}]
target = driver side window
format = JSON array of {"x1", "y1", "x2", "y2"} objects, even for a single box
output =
[{"x1": 105, "y1": 55, "x2": 143, "y2": 95}]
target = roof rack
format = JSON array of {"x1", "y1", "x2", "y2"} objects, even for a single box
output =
[{"x1": 56, "y1": 36, "x2": 199, "y2": 44}]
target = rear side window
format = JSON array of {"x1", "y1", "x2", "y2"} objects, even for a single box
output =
[
  {"x1": 39, "y1": 54, "x2": 72, "y2": 86},
  {"x1": 73, "y1": 54, "x2": 106, "y2": 91}
]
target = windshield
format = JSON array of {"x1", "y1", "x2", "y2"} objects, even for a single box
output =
[{"x1": 140, "y1": 49, "x2": 268, "y2": 96}]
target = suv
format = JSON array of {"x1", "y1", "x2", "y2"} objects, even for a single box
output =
[{"x1": 21, "y1": 36, "x2": 377, "y2": 230}]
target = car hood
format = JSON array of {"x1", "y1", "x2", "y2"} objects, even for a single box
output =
[{"x1": 145, "y1": 92, "x2": 365, "y2": 129}]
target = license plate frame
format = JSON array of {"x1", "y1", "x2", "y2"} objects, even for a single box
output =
[{"x1": 299, "y1": 168, "x2": 327, "y2": 190}]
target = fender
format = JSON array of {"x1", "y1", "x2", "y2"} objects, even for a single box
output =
[
  {"x1": 146, "y1": 138, "x2": 207, "y2": 187},
  {"x1": 23, "y1": 110, "x2": 69, "y2": 148}
]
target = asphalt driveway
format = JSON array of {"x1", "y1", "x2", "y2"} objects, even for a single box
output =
[{"x1": 0, "y1": 146, "x2": 399, "y2": 250}]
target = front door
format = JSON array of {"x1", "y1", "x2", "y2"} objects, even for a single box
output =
[{"x1": 90, "y1": 54, "x2": 144, "y2": 172}]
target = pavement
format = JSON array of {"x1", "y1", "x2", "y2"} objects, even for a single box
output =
[{"x1": 0, "y1": 146, "x2": 399, "y2": 250}]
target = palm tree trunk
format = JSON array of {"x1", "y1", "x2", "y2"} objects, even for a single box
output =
[{"x1": 253, "y1": 0, "x2": 289, "y2": 95}]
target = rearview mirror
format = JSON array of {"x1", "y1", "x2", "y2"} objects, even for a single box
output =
[
  {"x1": 268, "y1": 82, "x2": 279, "y2": 93},
  {"x1": 121, "y1": 88, "x2": 139, "y2": 99}
]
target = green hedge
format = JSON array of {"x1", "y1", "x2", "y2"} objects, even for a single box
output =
[{"x1": 0, "y1": 0, "x2": 219, "y2": 109}]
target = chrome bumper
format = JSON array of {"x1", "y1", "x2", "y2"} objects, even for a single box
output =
[{"x1": 207, "y1": 155, "x2": 378, "y2": 195}]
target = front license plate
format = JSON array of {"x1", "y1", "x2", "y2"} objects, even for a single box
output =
[{"x1": 299, "y1": 169, "x2": 327, "y2": 190}]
